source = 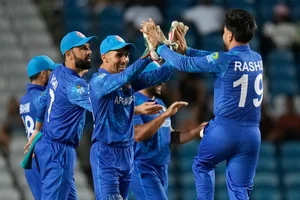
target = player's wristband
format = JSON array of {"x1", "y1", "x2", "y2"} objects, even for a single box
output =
[{"x1": 199, "y1": 129, "x2": 204, "y2": 138}]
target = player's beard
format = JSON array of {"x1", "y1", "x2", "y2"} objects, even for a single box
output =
[
  {"x1": 74, "y1": 54, "x2": 92, "y2": 69},
  {"x1": 148, "y1": 85, "x2": 161, "y2": 97}
]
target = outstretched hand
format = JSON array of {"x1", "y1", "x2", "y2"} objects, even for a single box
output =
[
  {"x1": 170, "y1": 21, "x2": 189, "y2": 54},
  {"x1": 164, "y1": 101, "x2": 188, "y2": 117},
  {"x1": 135, "y1": 101, "x2": 163, "y2": 115},
  {"x1": 24, "y1": 130, "x2": 38, "y2": 154},
  {"x1": 140, "y1": 18, "x2": 161, "y2": 50}
]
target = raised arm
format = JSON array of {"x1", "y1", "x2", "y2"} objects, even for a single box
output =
[
  {"x1": 157, "y1": 45, "x2": 229, "y2": 75},
  {"x1": 131, "y1": 62, "x2": 175, "y2": 92},
  {"x1": 186, "y1": 47, "x2": 213, "y2": 57},
  {"x1": 91, "y1": 58, "x2": 151, "y2": 99}
]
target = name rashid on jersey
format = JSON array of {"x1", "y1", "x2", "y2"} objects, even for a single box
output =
[{"x1": 234, "y1": 60, "x2": 263, "y2": 72}]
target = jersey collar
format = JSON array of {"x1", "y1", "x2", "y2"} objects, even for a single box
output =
[
  {"x1": 229, "y1": 44, "x2": 250, "y2": 52},
  {"x1": 135, "y1": 92, "x2": 155, "y2": 102},
  {"x1": 98, "y1": 68, "x2": 110, "y2": 74},
  {"x1": 61, "y1": 64, "x2": 81, "y2": 77},
  {"x1": 26, "y1": 83, "x2": 46, "y2": 92}
]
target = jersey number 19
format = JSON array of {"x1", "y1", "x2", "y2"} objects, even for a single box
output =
[{"x1": 233, "y1": 74, "x2": 263, "y2": 108}]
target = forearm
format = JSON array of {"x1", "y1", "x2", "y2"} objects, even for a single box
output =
[
  {"x1": 171, "y1": 127, "x2": 200, "y2": 144},
  {"x1": 132, "y1": 62, "x2": 175, "y2": 91},
  {"x1": 134, "y1": 106, "x2": 141, "y2": 115},
  {"x1": 157, "y1": 45, "x2": 208, "y2": 73},
  {"x1": 186, "y1": 47, "x2": 213, "y2": 57},
  {"x1": 35, "y1": 121, "x2": 43, "y2": 132},
  {"x1": 134, "y1": 113, "x2": 169, "y2": 142},
  {"x1": 123, "y1": 57, "x2": 152, "y2": 83}
]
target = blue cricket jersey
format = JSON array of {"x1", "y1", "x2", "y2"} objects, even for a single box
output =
[
  {"x1": 133, "y1": 92, "x2": 171, "y2": 166},
  {"x1": 20, "y1": 84, "x2": 46, "y2": 139},
  {"x1": 158, "y1": 45, "x2": 263, "y2": 124},
  {"x1": 89, "y1": 58, "x2": 174, "y2": 144},
  {"x1": 39, "y1": 64, "x2": 92, "y2": 147}
]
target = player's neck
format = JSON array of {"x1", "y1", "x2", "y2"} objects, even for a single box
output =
[
  {"x1": 31, "y1": 79, "x2": 45, "y2": 86},
  {"x1": 228, "y1": 40, "x2": 248, "y2": 50},
  {"x1": 65, "y1": 61, "x2": 83, "y2": 75},
  {"x1": 100, "y1": 64, "x2": 111, "y2": 73},
  {"x1": 139, "y1": 89, "x2": 155, "y2": 99}
]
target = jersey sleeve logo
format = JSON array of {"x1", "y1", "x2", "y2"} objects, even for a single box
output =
[{"x1": 206, "y1": 52, "x2": 219, "y2": 63}]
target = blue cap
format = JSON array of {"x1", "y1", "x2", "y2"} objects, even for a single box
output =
[
  {"x1": 100, "y1": 35, "x2": 135, "y2": 55},
  {"x1": 60, "y1": 31, "x2": 97, "y2": 55},
  {"x1": 27, "y1": 55, "x2": 55, "y2": 77},
  {"x1": 143, "y1": 61, "x2": 160, "y2": 72}
]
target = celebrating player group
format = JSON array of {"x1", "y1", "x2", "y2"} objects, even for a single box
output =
[{"x1": 20, "y1": 8, "x2": 262, "y2": 200}]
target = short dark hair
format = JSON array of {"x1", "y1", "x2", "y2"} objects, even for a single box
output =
[
  {"x1": 29, "y1": 72, "x2": 40, "y2": 82},
  {"x1": 225, "y1": 9, "x2": 257, "y2": 43}
]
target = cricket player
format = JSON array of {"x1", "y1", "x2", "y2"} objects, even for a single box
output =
[
  {"x1": 30, "y1": 31, "x2": 97, "y2": 200},
  {"x1": 142, "y1": 9, "x2": 262, "y2": 200},
  {"x1": 131, "y1": 62, "x2": 208, "y2": 200},
  {"x1": 89, "y1": 35, "x2": 175, "y2": 200},
  {"x1": 19, "y1": 55, "x2": 56, "y2": 199}
]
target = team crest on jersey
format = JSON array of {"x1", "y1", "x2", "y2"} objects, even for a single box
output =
[
  {"x1": 76, "y1": 31, "x2": 86, "y2": 38},
  {"x1": 206, "y1": 52, "x2": 219, "y2": 63},
  {"x1": 115, "y1": 35, "x2": 125, "y2": 43}
]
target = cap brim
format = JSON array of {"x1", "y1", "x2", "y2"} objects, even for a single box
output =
[
  {"x1": 110, "y1": 43, "x2": 136, "y2": 52},
  {"x1": 74, "y1": 36, "x2": 98, "y2": 47}
]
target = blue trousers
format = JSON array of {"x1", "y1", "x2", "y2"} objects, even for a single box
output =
[
  {"x1": 24, "y1": 156, "x2": 42, "y2": 200},
  {"x1": 131, "y1": 161, "x2": 168, "y2": 200},
  {"x1": 193, "y1": 117, "x2": 260, "y2": 200},
  {"x1": 90, "y1": 141, "x2": 134, "y2": 200},
  {"x1": 34, "y1": 137, "x2": 78, "y2": 200}
]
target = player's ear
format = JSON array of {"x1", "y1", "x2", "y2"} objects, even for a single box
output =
[
  {"x1": 101, "y1": 54, "x2": 108, "y2": 63},
  {"x1": 228, "y1": 31, "x2": 233, "y2": 42},
  {"x1": 65, "y1": 50, "x2": 73, "y2": 60},
  {"x1": 40, "y1": 70, "x2": 47, "y2": 78}
]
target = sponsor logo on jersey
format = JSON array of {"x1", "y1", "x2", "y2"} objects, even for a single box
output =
[
  {"x1": 20, "y1": 103, "x2": 30, "y2": 114},
  {"x1": 76, "y1": 85, "x2": 85, "y2": 94},
  {"x1": 98, "y1": 73, "x2": 107, "y2": 79}
]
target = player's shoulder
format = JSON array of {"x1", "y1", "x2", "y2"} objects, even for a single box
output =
[
  {"x1": 71, "y1": 76, "x2": 88, "y2": 87},
  {"x1": 90, "y1": 71, "x2": 109, "y2": 86},
  {"x1": 206, "y1": 51, "x2": 230, "y2": 62}
]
